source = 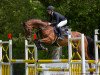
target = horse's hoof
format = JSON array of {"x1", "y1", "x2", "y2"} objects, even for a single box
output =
[
  {"x1": 45, "y1": 48, "x2": 48, "y2": 51},
  {"x1": 43, "y1": 48, "x2": 48, "y2": 51}
]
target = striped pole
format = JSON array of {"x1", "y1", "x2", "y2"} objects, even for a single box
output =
[
  {"x1": 25, "y1": 40, "x2": 28, "y2": 75},
  {"x1": 9, "y1": 40, "x2": 13, "y2": 75},
  {"x1": 37, "y1": 68, "x2": 69, "y2": 71},
  {"x1": 68, "y1": 33, "x2": 72, "y2": 75},
  {"x1": 11, "y1": 59, "x2": 68, "y2": 63},
  {"x1": 81, "y1": 34, "x2": 86, "y2": 75},
  {"x1": 68, "y1": 34, "x2": 72, "y2": 61},
  {"x1": 94, "y1": 29, "x2": 99, "y2": 74},
  {"x1": 34, "y1": 41, "x2": 38, "y2": 75},
  {"x1": 0, "y1": 40, "x2": 2, "y2": 75}
]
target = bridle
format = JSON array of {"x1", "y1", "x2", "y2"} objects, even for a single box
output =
[{"x1": 32, "y1": 23, "x2": 50, "y2": 34}]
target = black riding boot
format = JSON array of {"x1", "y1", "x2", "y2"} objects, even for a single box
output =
[{"x1": 56, "y1": 27, "x2": 63, "y2": 39}]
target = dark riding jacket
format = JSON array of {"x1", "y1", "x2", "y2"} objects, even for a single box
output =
[{"x1": 49, "y1": 11, "x2": 66, "y2": 26}]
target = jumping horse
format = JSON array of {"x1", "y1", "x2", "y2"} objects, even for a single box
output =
[{"x1": 23, "y1": 19, "x2": 94, "y2": 74}]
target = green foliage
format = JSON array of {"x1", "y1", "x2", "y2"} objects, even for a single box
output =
[
  {"x1": 0, "y1": 0, "x2": 45, "y2": 39},
  {"x1": 67, "y1": 0, "x2": 100, "y2": 36}
]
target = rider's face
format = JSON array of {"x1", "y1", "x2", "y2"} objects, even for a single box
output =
[{"x1": 47, "y1": 10, "x2": 52, "y2": 15}]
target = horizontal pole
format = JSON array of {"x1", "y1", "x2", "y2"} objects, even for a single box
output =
[
  {"x1": 71, "y1": 60, "x2": 81, "y2": 62},
  {"x1": 96, "y1": 41, "x2": 100, "y2": 43},
  {"x1": 87, "y1": 68, "x2": 96, "y2": 72},
  {"x1": 0, "y1": 41, "x2": 9, "y2": 44},
  {"x1": 11, "y1": 59, "x2": 95, "y2": 63},
  {"x1": 70, "y1": 62, "x2": 81, "y2": 64},
  {"x1": 26, "y1": 64, "x2": 35, "y2": 67},
  {"x1": 11, "y1": 59, "x2": 35, "y2": 63},
  {"x1": 70, "y1": 60, "x2": 95, "y2": 63},
  {"x1": 0, "y1": 62, "x2": 10, "y2": 65},
  {"x1": 11, "y1": 59, "x2": 68, "y2": 63},
  {"x1": 86, "y1": 60, "x2": 95, "y2": 63},
  {"x1": 38, "y1": 59, "x2": 68, "y2": 63},
  {"x1": 37, "y1": 68, "x2": 69, "y2": 71}
]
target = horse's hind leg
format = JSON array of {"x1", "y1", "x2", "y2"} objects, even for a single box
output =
[
  {"x1": 83, "y1": 37, "x2": 93, "y2": 74},
  {"x1": 85, "y1": 50, "x2": 93, "y2": 75}
]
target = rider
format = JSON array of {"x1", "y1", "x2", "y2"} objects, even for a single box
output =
[{"x1": 47, "y1": 5, "x2": 68, "y2": 39}]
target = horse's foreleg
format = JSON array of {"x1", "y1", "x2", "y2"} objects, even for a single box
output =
[
  {"x1": 52, "y1": 47, "x2": 62, "y2": 59},
  {"x1": 34, "y1": 39, "x2": 48, "y2": 51},
  {"x1": 40, "y1": 37, "x2": 53, "y2": 44}
]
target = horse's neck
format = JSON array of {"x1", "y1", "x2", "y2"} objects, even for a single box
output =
[{"x1": 36, "y1": 20, "x2": 48, "y2": 27}]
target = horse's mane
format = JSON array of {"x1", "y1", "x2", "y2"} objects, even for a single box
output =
[
  {"x1": 22, "y1": 19, "x2": 49, "y2": 27},
  {"x1": 42, "y1": 20, "x2": 49, "y2": 23}
]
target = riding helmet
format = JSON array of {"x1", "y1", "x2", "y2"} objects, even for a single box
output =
[{"x1": 47, "y1": 6, "x2": 54, "y2": 11}]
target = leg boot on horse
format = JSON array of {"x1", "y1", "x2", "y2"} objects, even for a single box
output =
[{"x1": 34, "y1": 39, "x2": 48, "y2": 51}]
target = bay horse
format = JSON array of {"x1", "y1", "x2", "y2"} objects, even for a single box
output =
[{"x1": 23, "y1": 19, "x2": 94, "y2": 74}]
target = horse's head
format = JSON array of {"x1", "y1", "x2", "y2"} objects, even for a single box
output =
[
  {"x1": 23, "y1": 20, "x2": 36, "y2": 41},
  {"x1": 23, "y1": 19, "x2": 50, "y2": 50},
  {"x1": 23, "y1": 19, "x2": 49, "y2": 42}
]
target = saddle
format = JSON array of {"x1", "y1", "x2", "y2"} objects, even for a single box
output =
[{"x1": 54, "y1": 26, "x2": 69, "y2": 37}]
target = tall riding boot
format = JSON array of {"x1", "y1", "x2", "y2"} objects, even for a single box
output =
[{"x1": 56, "y1": 27, "x2": 63, "y2": 40}]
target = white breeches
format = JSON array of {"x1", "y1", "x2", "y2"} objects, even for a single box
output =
[{"x1": 57, "y1": 20, "x2": 67, "y2": 27}]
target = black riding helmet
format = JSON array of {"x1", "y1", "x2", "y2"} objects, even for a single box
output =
[{"x1": 47, "y1": 6, "x2": 54, "y2": 11}]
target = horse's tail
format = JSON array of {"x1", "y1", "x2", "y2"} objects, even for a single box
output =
[{"x1": 86, "y1": 36, "x2": 95, "y2": 59}]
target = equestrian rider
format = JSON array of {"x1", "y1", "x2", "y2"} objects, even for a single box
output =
[{"x1": 47, "y1": 5, "x2": 67, "y2": 39}]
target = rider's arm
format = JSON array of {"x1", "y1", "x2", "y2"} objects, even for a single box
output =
[
  {"x1": 49, "y1": 15, "x2": 53, "y2": 22},
  {"x1": 49, "y1": 12, "x2": 60, "y2": 26},
  {"x1": 51, "y1": 13, "x2": 59, "y2": 27},
  {"x1": 55, "y1": 14, "x2": 59, "y2": 26},
  {"x1": 53, "y1": 12, "x2": 60, "y2": 26}
]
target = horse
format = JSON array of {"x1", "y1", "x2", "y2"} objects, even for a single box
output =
[{"x1": 23, "y1": 19, "x2": 94, "y2": 74}]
